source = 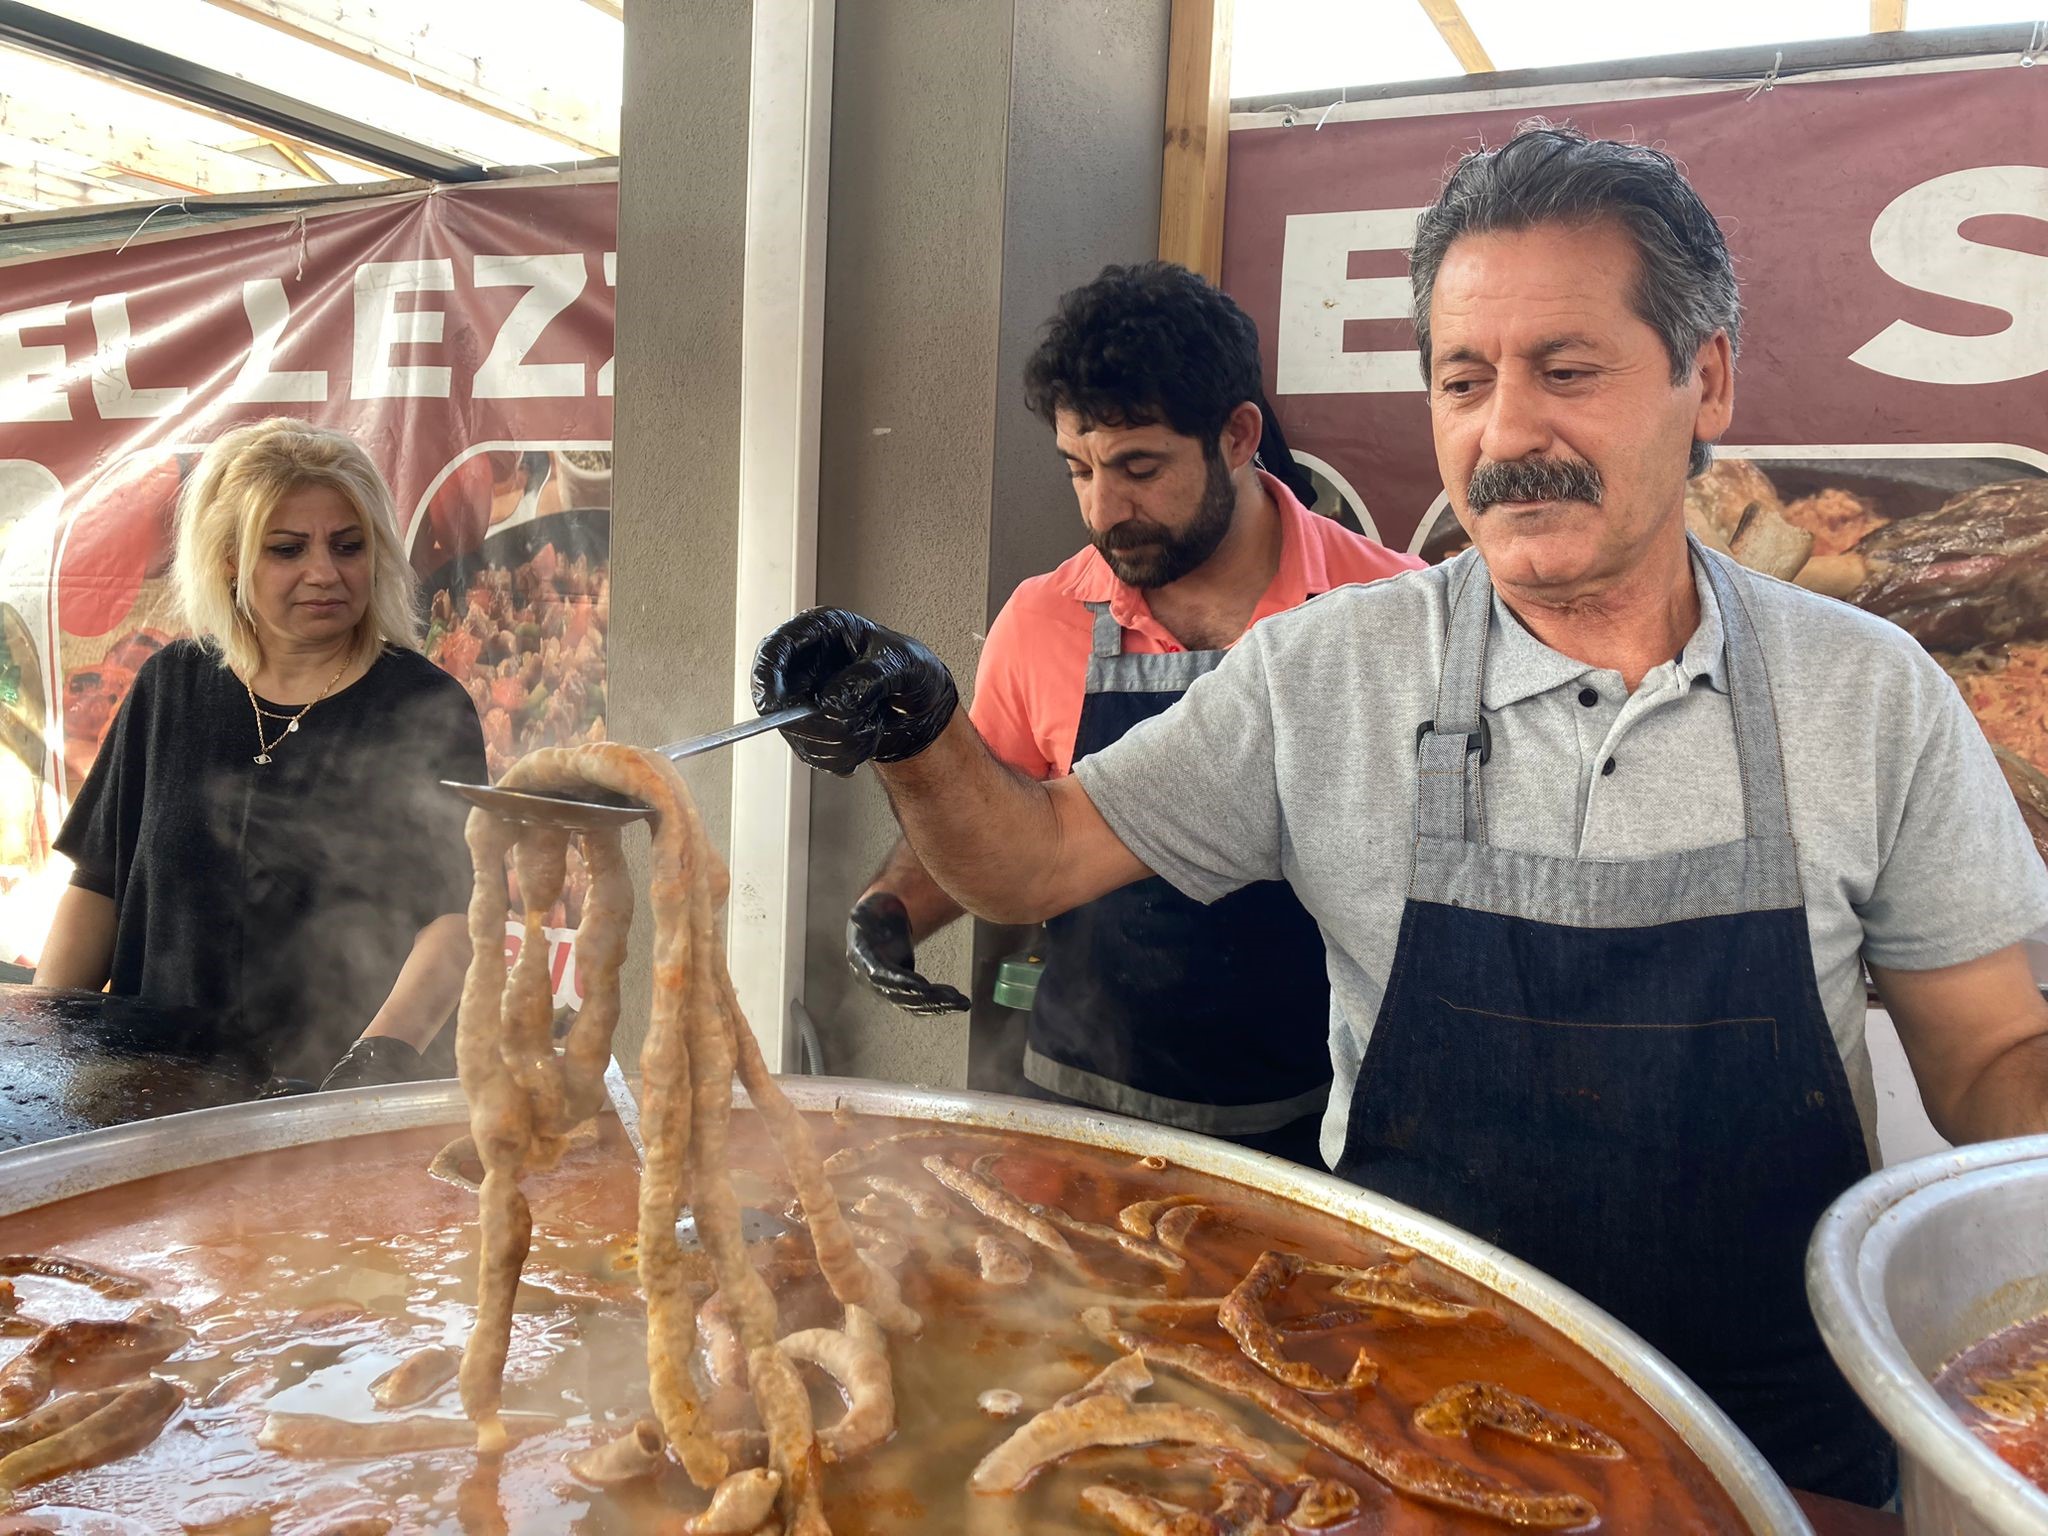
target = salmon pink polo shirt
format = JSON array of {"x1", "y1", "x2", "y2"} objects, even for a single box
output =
[{"x1": 968, "y1": 471, "x2": 1425, "y2": 779}]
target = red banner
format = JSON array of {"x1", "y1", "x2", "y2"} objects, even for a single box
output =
[
  {"x1": 0, "y1": 174, "x2": 617, "y2": 980},
  {"x1": 1224, "y1": 58, "x2": 2048, "y2": 856},
  {"x1": 1226, "y1": 59, "x2": 2048, "y2": 546}
]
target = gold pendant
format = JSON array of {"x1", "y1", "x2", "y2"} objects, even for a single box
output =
[{"x1": 254, "y1": 753, "x2": 272, "y2": 765}]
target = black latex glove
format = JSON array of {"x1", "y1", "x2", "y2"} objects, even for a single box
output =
[
  {"x1": 847, "y1": 892, "x2": 970, "y2": 1015},
  {"x1": 751, "y1": 608, "x2": 957, "y2": 776},
  {"x1": 319, "y1": 1035, "x2": 424, "y2": 1092}
]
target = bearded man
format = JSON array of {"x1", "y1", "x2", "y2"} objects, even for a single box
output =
[{"x1": 840, "y1": 261, "x2": 1419, "y2": 1165}]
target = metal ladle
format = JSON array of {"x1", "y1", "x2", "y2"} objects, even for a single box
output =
[
  {"x1": 604, "y1": 1058, "x2": 794, "y2": 1246},
  {"x1": 439, "y1": 705, "x2": 817, "y2": 829}
]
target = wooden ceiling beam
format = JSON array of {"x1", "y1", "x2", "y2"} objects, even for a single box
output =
[
  {"x1": 1870, "y1": 0, "x2": 1907, "y2": 31},
  {"x1": 260, "y1": 135, "x2": 336, "y2": 182},
  {"x1": 577, "y1": 0, "x2": 623, "y2": 18},
  {"x1": 0, "y1": 162, "x2": 136, "y2": 209},
  {"x1": 218, "y1": 131, "x2": 340, "y2": 184},
  {"x1": 1416, "y1": 0, "x2": 1495, "y2": 74},
  {"x1": 201, "y1": 0, "x2": 618, "y2": 157},
  {"x1": 0, "y1": 93, "x2": 311, "y2": 195},
  {"x1": 203, "y1": 119, "x2": 385, "y2": 183}
]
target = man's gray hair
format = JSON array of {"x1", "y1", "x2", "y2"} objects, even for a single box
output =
[{"x1": 1410, "y1": 124, "x2": 1741, "y2": 477}]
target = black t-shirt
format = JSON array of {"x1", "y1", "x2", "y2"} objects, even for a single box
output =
[{"x1": 55, "y1": 640, "x2": 488, "y2": 1081}]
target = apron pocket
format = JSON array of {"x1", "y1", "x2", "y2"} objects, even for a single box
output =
[{"x1": 1348, "y1": 989, "x2": 1803, "y2": 1341}]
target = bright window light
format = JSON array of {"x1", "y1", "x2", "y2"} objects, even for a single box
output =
[
  {"x1": 1231, "y1": 0, "x2": 1462, "y2": 99},
  {"x1": 1229, "y1": 0, "x2": 2020, "y2": 101},
  {"x1": 1459, "y1": 0, "x2": 1866, "y2": 72},
  {"x1": 1907, "y1": 0, "x2": 2048, "y2": 26}
]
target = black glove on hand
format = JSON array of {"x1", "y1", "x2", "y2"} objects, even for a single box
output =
[
  {"x1": 751, "y1": 608, "x2": 957, "y2": 776},
  {"x1": 320, "y1": 1035, "x2": 424, "y2": 1092},
  {"x1": 846, "y1": 893, "x2": 970, "y2": 1015}
]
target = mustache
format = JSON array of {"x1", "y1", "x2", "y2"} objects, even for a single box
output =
[{"x1": 1467, "y1": 456, "x2": 1604, "y2": 513}]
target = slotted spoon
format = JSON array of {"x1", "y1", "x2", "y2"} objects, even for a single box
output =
[{"x1": 439, "y1": 705, "x2": 816, "y2": 830}]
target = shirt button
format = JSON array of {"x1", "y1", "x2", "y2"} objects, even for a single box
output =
[
  {"x1": 1578, "y1": 687, "x2": 1599, "y2": 707},
  {"x1": 1602, "y1": 757, "x2": 1617, "y2": 777}
]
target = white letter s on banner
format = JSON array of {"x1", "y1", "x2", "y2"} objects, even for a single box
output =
[{"x1": 1851, "y1": 165, "x2": 2048, "y2": 386}]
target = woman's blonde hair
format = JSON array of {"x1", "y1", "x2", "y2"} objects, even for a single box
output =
[{"x1": 172, "y1": 418, "x2": 422, "y2": 678}]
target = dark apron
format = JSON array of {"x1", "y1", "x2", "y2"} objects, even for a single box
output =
[
  {"x1": 1334, "y1": 544, "x2": 1895, "y2": 1505},
  {"x1": 1025, "y1": 603, "x2": 1333, "y2": 1165}
]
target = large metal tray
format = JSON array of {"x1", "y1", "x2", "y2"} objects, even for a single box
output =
[
  {"x1": 1810, "y1": 1134, "x2": 2048, "y2": 1535},
  {"x1": 0, "y1": 1076, "x2": 1811, "y2": 1532}
]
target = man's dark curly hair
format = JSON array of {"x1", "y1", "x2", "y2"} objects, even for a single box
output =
[{"x1": 1023, "y1": 262, "x2": 1265, "y2": 445}]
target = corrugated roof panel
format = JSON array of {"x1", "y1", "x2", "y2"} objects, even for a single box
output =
[
  {"x1": 0, "y1": 37, "x2": 380, "y2": 210},
  {"x1": 0, "y1": 0, "x2": 620, "y2": 213},
  {"x1": 22, "y1": 0, "x2": 605, "y2": 166}
]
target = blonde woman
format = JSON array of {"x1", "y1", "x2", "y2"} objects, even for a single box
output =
[{"x1": 36, "y1": 419, "x2": 487, "y2": 1093}]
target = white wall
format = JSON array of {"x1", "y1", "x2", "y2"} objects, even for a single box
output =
[
  {"x1": 797, "y1": 0, "x2": 1174, "y2": 1089},
  {"x1": 1868, "y1": 1007, "x2": 1948, "y2": 1167}
]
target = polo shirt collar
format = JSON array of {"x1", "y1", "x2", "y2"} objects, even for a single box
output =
[
  {"x1": 1479, "y1": 544, "x2": 1731, "y2": 710},
  {"x1": 1250, "y1": 469, "x2": 1331, "y2": 615},
  {"x1": 1057, "y1": 469, "x2": 1327, "y2": 644},
  {"x1": 1674, "y1": 548, "x2": 1731, "y2": 695}
]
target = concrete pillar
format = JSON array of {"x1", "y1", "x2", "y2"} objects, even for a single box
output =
[
  {"x1": 615, "y1": 0, "x2": 1172, "y2": 1082},
  {"x1": 802, "y1": 1, "x2": 1172, "y2": 1087},
  {"x1": 609, "y1": 0, "x2": 754, "y2": 1059}
]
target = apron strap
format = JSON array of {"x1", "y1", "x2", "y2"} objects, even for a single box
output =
[
  {"x1": 1085, "y1": 602, "x2": 1124, "y2": 660},
  {"x1": 1416, "y1": 555, "x2": 1491, "y2": 843},
  {"x1": 1693, "y1": 539, "x2": 1796, "y2": 846},
  {"x1": 1419, "y1": 538, "x2": 1798, "y2": 851}
]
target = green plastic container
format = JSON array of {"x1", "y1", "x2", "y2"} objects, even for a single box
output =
[{"x1": 991, "y1": 952, "x2": 1043, "y2": 1012}]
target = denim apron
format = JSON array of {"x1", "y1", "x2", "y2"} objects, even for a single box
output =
[
  {"x1": 1026, "y1": 602, "x2": 1333, "y2": 1165},
  {"x1": 1334, "y1": 545, "x2": 1895, "y2": 1504}
]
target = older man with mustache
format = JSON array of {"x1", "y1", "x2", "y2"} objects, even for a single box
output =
[{"x1": 752, "y1": 126, "x2": 2048, "y2": 1504}]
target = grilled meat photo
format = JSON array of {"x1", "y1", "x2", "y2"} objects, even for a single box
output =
[{"x1": 1845, "y1": 480, "x2": 2048, "y2": 653}]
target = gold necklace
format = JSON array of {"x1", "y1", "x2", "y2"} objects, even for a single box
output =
[{"x1": 246, "y1": 654, "x2": 351, "y2": 765}]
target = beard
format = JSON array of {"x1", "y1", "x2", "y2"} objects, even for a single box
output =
[
  {"x1": 1466, "y1": 455, "x2": 1605, "y2": 514},
  {"x1": 1092, "y1": 450, "x2": 1236, "y2": 589}
]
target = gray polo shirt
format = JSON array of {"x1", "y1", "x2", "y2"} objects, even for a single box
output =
[{"x1": 1072, "y1": 545, "x2": 2048, "y2": 1168}]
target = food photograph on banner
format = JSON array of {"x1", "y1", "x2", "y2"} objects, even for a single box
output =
[
  {"x1": 413, "y1": 440, "x2": 612, "y2": 1007},
  {"x1": 414, "y1": 441, "x2": 612, "y2": 785}
]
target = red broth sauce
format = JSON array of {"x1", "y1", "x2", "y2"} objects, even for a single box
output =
[
  {"x1": 1933, "y1": 1308, "x2": 2048, "y2": 1494},
  {"x1": 0, "y1": 1111, "x2": 1750, "y2": 1533}
]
